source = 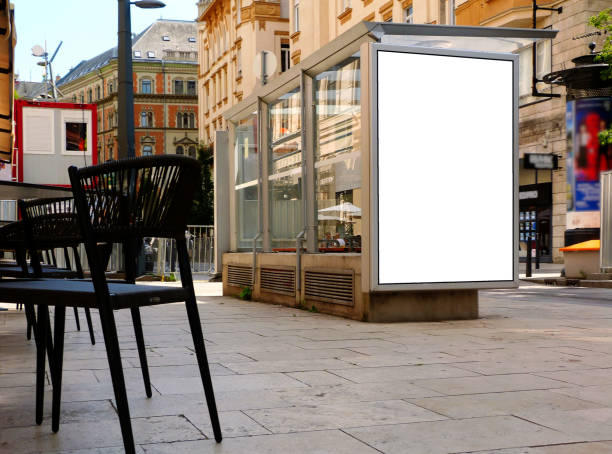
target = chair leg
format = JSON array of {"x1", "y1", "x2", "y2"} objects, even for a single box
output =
[
  {"x1": 51, "y1": 306, "x2": 65, "y2": 433},
  {"x1": 25, "y1": 303, "x2": 35, "y2": 341},
  {"x1": 73, "y1": 307, "x2": 81, "y2": 331},
  {"x1": 35, "y1": 304, "x2": 47, "y2": 425},
  {"x1": 185, "y1": 296, "x2": 222, "y2": 443},
  {"x1": 130, "y1": 307, "x2": 152, "y2": 398},
  {"x1": 98, "y1": 307, "x2": 137, "y2": 454},
  {"x1": 84, "y1": 308, "x2": 95, "y2": 345}
]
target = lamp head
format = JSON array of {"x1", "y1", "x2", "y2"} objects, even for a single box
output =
[{"x1": 132, "y1": 0, "x2": 165, "y2": 8}]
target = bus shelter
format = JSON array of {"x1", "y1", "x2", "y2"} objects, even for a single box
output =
[{"x1": 217, "y1": 22, "x2": 557, "y2": 322}]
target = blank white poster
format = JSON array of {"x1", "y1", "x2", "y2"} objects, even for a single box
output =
[{"x1": 376, "y1": 50, "x2": 514, "y2": 285}]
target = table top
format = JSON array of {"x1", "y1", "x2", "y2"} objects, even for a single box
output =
[{"x1": 0, "y1": 181, "x2": 72, "y2": 200}]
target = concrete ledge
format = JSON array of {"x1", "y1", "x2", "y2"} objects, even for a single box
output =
[{"x1": 364, "y1": 290, "x2": 479, "y2": 323}]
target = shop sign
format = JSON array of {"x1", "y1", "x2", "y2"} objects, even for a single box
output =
[{"x1": 524, "y1": 153, "x2": 558, "y2": 170}]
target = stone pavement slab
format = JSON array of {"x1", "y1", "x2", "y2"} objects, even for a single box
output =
[{"x1": 3, "y1": 283, "x2": 612, "y2": 453}]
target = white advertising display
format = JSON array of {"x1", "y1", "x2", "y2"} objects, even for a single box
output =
[{"x1": 374, "y1": 47, "x2": 516, "y2": 288}]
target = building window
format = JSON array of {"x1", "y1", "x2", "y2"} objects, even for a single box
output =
[
  {"x1": 162, "y1": 35, "x2": 170, "y2": 41},
  {"x1": 237, "y1": 47, "x2": 242, "y2": 77},
  {"x1": 176, "y1": 145, "x2": 184, "y2": 155},
  {"x1": 188, "y1": 37, "x2": 196, "y2": 43},
  {"x1": 293, "y1": 0, "x2": 299, "y2": 33},
  {"x1": 87, "y1": 89, "x2": 92, "y2": 103},
  {"x1": 281, "y1": 42, "x2": 290, "y2": 72},
  {"x1": 96, "y1": 85, "x2": 101, "y2": 100},
  {"x1": 234, "y1": 113, "x2": 259, "y2": 250},
  {"x1": 147, "y1": 51, "x2": 155, "y2": 58},
  {"x1": 79, "y1": 93, "x2": 84, "y2": 103},
  {"x1": 72, "y1": 95, "x2": 77, "y2": 103},
  {"x1": 108, "y1": 81, "x2": 114, "y2": 93},
  {"x1": 140, "y1": 111, "x2": 153, "y2": 127},
  {"x1": 189, "y1": 113, "x2": 195, "y2": 128},
  {"x1": 142, "y1": 145, "x2": 153, "y2": 156},
  {"x1": 187, "y1": 80, "x2": 197, "y2": 95},
  {"x1": 403, "y1": 5, "x2": 413, "y2": 23},
  {"x1": 134, "y1": 50, "x2": 141, "y2": 58},
  {"x1": 188, "y1": 146, "x2": 196, "y2": 157},
  {"x1": 174, "y1": 79, "x2": 184, "y2": 95},
  {"x1": 140, "y1": 78, "x2": 152, "y2": 94}
]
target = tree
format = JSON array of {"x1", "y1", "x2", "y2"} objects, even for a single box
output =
[
  {"x1": 189, "y1": 144, "x2": 214, "y2": 226},
  {"x1": 589, "y1": 8, "x2": 612, "y2": 145}
]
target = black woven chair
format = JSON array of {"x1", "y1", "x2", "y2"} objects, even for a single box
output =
[
  {"x1": 0, "y1": 156, "x2": 222, "y2": 453},
  {"x1": 18, "y1": 197, "x2": 96, "y2": 345}
]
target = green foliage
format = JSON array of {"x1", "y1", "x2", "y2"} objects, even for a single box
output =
[
  {"x1": 589, "y1": 8, "x2": 612, "y2": 81},
  {"x1": 164, "y1": 273, "x2": 177, "y2": 282},
  {"x1": 590, "y1": 8, "x2": 612, "y2": 145},
  {"x1": 600, "y1": 128, "x2": 612, "y2": 146},
  {"x1": 239, "y1": 286, "x2": 252, "y2": 300},
  {"x1": 188, "y1": 144, "x2": 214, "y2": 225}
]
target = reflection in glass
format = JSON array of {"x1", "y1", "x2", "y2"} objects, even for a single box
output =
[
  {"x1": 234, "y1": 113, "x2": 260, "y2": 250},
  {"x1": 315, "y1": 56, "x2": 361, "y2": 252},
  {"x1": 269, "y1": 88, "x2": 302, "y2": 249}
]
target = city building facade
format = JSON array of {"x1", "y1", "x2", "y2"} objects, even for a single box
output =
[
  {"x1": 457, "y1": 0, "x2": 610, "y2": 263},
  {"x1": 58, "y1": 19, "x2": 200, "y2": 162},
  {"x1": 196, "y1": 0, "x2": 449, "y2": 146}
]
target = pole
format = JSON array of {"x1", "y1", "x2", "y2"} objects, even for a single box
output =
[
  {"x1": 449, "y1": 0, "x2": 455, "y2": 25},
  {"x1": 117, "y1": 0, "x2": 135, "y2": 159},
  {"x1": 526, "y1": 234, "x2": 533, "y2": 278}
]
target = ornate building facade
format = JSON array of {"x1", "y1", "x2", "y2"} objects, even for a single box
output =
[
  {"x1": 457, "y1": 0, "x2": 610, "y2": 263},
  {"x1": 58, "y1": 19, "x2": 200, "y2": 162},
  {"x1": 197, "y1": 0, "x2": 446, "y2": 146}
]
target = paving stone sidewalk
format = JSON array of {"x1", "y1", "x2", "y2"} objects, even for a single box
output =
[{"x1": 3, "y1": 283, "x2": 612, "y2": 453}]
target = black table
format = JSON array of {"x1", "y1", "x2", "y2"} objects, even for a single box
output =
[{"x1": 0, "y1": 180, "x2": 72, "y2": 200}]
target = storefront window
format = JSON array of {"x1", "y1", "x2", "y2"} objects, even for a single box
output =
[
  {"x1": 234, "y1": 113, "x2": 259, "y2": 250},
  {"x1": 269, "y1": 88, "x2": 302, "y2": 250},
  {"x1": 315, "y1": 56, "x2": 361, "y2": 252}
]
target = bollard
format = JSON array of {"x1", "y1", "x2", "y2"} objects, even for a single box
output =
[
  {"x1": 526, "y1": 235, "x2": 532, "y2": 278},
  {"x1": 535, "y1": 232, "x2": 540, "y2": 270}
]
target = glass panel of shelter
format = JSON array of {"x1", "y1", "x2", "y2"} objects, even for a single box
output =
[
  {"x1": 234, "y1": 112, "x2": 260, "y2": 250},
  {"x1": 230, "y1": 57, "x2": 362, "y2": 254},
  {"x1": 269, "y1": 87, "x2": 302, "y2": 250}
]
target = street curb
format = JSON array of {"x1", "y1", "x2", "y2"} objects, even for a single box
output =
[{"x1": 521, "y1": 277, "x2": 612, "y2": 288}]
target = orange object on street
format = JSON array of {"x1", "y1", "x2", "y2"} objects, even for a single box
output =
[{"x1": 560, "y1": 239, "x2": 600, "y2": 252}]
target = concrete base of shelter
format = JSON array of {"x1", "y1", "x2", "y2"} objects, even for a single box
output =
[{"x1": 222, "y1": 252, "x2": 479, "y2": 322}]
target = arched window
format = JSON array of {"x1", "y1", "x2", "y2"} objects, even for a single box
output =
[
  {"x1": 79, "y1": 92, "x2": 84, "y2": 103},
  {"x1": 96, "y1": 85, "x2": 101, "y2": 100},
  {"x1": 142, "y1": 145, "x2": 153, "y2": 156},
  {"x1": 176, "y1": 145, "x2": 184, "y2": 155},
  {"x1": 174, "y1": 79, "x2": 184, "y2": 95},
  {"x1": 140, "y1": 78, "x2": 152, "y2": 94},
  {"x1": 188, "y1": 146, "x2": 196, "y2": 158},
  {"x1": 72, "y1": 95, "x2": 77, "y2": 103},
  {"x1": 188, "y1": 113, "x2": 195, "y2": 129},
  {"x1": 87, "y1": 88, "x2": 92, "y2": 103},
  {"x1": 183, "y1": 113, "x2": 190, "y2": 128},
  {"x1": 108, "y1": 81, "x2": 114, "y2": 93},
  {"x1": 176, "y1": 112, "x2": 182, "y2": 128}
]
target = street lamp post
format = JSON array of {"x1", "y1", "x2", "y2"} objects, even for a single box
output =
[{"x1": 117, "y1": 0, "x2": 164, "y2": 160}]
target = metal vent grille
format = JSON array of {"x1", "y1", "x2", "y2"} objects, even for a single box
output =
[
  {"x1": 260, "y1": 267, "x2": 295, "y2": 296},
  {"x1": 227, "y1": 265, "x2": 253, "y2": 287},
  {"x1": 304, "y1": 269, "x2": 354, "y2": 306}
]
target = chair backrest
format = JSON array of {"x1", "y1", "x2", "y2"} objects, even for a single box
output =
[
  {"x1": 69, "y1": 155, "x2": 202, "y2": 243},
  {"x1": 19, "y1": 197, "x2": 80, "y2": 250}
]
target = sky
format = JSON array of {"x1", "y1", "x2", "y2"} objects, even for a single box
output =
[{"x1": 13, "y1": 0, "x2": 200, "y2": 83}]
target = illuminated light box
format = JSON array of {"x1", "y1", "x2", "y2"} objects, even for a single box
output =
[{"x1": 370, "y1": 46, "x2": 517, "y2": 290}]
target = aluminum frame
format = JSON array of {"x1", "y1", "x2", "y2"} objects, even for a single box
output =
[{"x1": 369, "y1": 43, "x2": 519, "y2": 291}]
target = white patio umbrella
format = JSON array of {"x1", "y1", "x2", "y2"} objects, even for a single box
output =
[{"x1": 318, "y1": 202, "x2": 361, "y2": 217}]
